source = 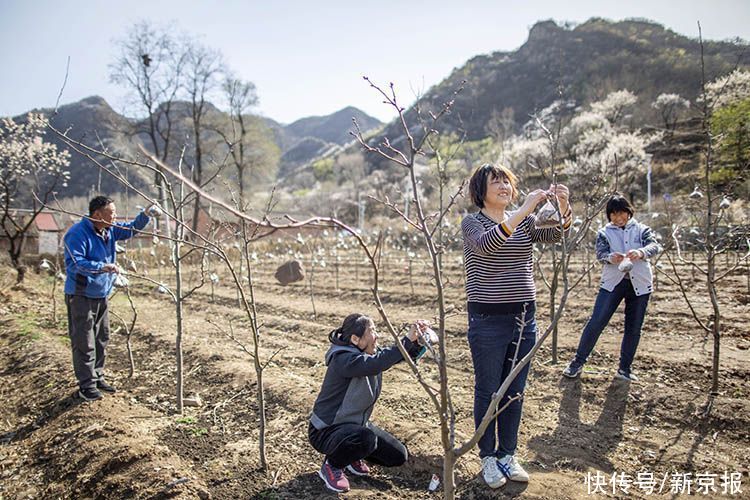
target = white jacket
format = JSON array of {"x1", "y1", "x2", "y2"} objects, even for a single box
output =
[{"x1": 596, "y1": 218, "x2": 662, "y2": 296}]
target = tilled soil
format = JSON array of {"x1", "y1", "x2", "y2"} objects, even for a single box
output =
[{"x1": 1, "y1": 254, "x2": 748, "y2": 499}]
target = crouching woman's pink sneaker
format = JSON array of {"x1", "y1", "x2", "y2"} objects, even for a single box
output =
[
  {"x1": 319, "y1": 459, "x2": 350, "y2": 492},
  {"x1": 346, "y1": 459, "x2": 370, "y2": 476}
]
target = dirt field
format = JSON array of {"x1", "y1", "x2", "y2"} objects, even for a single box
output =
[{"x1": 1, "y1": 246, "x2": 748, "y2": 499}]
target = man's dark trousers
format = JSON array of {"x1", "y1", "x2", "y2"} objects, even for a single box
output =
[{"x1": 65, "y1": 294, "x2": 110, "y2": 390}]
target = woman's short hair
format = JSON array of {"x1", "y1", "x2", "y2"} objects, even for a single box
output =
[
  {"x1": 329, "y1": 313, "x2": 373, "y2": 346},
  {"x1": 468, "y1": 164, "x2": 518, "y2": 208},
  {"x1": 605, "y1": 194, "x2": 634, "y2": 221}
]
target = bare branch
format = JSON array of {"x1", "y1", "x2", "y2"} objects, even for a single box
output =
[
  {"x1": 712, "y1": 242, "x2": 750, "y2": 283},
  {"x1": 54, "y1": 56, "x2": 71, "y2": 113}
]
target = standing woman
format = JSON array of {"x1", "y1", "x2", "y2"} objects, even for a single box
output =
[{"x1": 462, "y1": 164, "x2": 572, "y2": 489}]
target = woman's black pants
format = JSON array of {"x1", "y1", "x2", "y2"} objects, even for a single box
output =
[{"x1": 308, "y1": 421, "x2": 408, "y2": 469}]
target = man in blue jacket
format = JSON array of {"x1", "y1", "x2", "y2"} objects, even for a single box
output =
[{"x1": 63, "y1": 196, "x2": 154, "y2": 401}]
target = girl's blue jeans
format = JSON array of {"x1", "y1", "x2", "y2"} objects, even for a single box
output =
[
  {"x1": 468, "y1": 303, "x2": 536, "y2": 458},
  {"x1": 573, "y1": 278, "x2": 651, "y2": 373}
]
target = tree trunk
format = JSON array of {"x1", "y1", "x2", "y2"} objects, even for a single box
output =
[
  {"x1": 308, "y1": 261, "x2": 317, "y2": 319},
  {"x1": 154, "y1": 171, "x2": 165, "y2": 237},
  {"x1": 9, "y1": 236, "x2": 27, "y2": 284},
  {"x1": 711, "y1": 317, "x2": 721, "y2": 395},
  {"x1": 191, "y1": 192, "x2": 202, "y2": 237},
  {"x1": 442, "y1": 450, "x2": 456, "y2": 499},
  {"x1": 550, "y1": 250, "x2": 559, "y2": 364},
  {"x1": 174, "y1": 224, "x2": 185, "y2": 414},
  {"x1": 14, "y1": 264, "x2": 26, "y2": 284},
  {"x1": 11, "y1": 255, "x2": 26, "y2": 284},
  {"x1": 126, "y1": 331, "x2": 135, "y2": 378},
  {"x1": 707, "y1": 252, "x2": 721, "y2": 395},
  {"x1": 191, "y1": 112, "x2": 204, "y2": 236},
  {"x1": 254, "y1": 352, "x2": 268, "y2": 469},
  {"x1": 51, "y1": 274, "x2": 58, "y2": 323}
]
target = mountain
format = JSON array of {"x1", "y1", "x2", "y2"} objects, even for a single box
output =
[
  {"x1": 263, "y1": 108, "x2": 382, "y2": 176},
  {"x1": 379, "y1": 18, "x2": 748, "y2": 143},
  {"x1": 9, "y1": 18, "x2": 748, "y2": 200},
  {"x1": 277, "y1": 137, "x2": 338, "y2": 179},
  {"x1": 7, "y1": 98, "x2": 382, "y2": 199},
  {"x1": 38, "y1": 96, "x2": 154, "y2": 198},
  {"x1": 285, "y1": 106, "x2": 382, "y2": 145}
]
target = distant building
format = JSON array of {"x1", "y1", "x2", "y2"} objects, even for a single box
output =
[
  {"x1": 32, "y1": 212, "x2": 62, "y2": 254},
  {"x1": 0, "y1": 210, "x2": 64, "y2": 256}
]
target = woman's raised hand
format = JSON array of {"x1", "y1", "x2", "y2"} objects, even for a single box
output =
[
  {"x1": 408, "y1": 320, "x2": 431, "y2": 342},
  {"x1": 521, "y1": 189, "x2": 550, "y2": 216},
  {"x1": 548, "y1": 184, "x2": 570, "y2": 213}
]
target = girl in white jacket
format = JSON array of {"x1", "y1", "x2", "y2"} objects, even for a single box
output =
[{"x1": 563, "y1": 195, "x2": 662, "y2": 382}]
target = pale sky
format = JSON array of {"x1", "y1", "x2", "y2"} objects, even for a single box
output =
[{"x1": 1, "y1": 0, "x2": 749, "y2": 124}]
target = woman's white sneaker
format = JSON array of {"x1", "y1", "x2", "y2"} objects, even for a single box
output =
[
  {"x1": 481, "y1": 455, "x2": 507, "y2": 488},
  {"x1": 497, "y1": 454, "x2": 529, "y2": 482}
]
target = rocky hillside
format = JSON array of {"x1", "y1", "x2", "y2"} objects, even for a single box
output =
[
  {"x1": 285, "y1": 106, "x2": 381, "y2": 145},
  {"x1": 9, "y1": 18, "x2": 748, "y2": 200},
  {"x1": 382, "y1": 18, "x2": 748, "y2": 142},
  {"x1": 41, "y1": 96, "x2": 154, "y2": 198},
  {"x1": 265, "y1": 108, "x2": 383, "y2": 178},
  {"x1": 9, "y1": 97, "x2": 381, "y2": 199}
]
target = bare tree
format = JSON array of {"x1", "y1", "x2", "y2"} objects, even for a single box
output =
[
  {"x1": 222, "y1": 75, "x2": 258, "y2": 205},
  {"x1": 182, "y1": 37, "x2": 225, "y2": 234},
  {"x1": 199, "y1": 188, "x2": 284, "y2": 470},
  {"x1": 110, "y1": 20, "x2": 186, "y2": 236},
  {"x1": 652, "y1": 93, "x2": 691, "y2": 133},
  {"x1": 38, "y1": 257, "x2": 64, "y2": 323},
  {"x1": 212, "y1": 75, "x2": 281, "y2": 207},
  {"x1": 525, "y1": 110, "x2": 613, "y2": 363},
  {"x1": 110, "y1": 285, "x2": 139, "y2": 378},
  {"x1": 659, "y1": 26, "x2": 750, "y2": 415}
]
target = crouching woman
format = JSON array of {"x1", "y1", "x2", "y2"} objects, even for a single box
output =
[{"x1": 309, "y1": 313, "x2": 427, "y2": 493}]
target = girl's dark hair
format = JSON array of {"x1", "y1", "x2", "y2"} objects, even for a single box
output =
[
  {"x1": 329, "y1": 313, "x2": 372, "y2": 346},
  {"x1": 606, "y1": 194, "x2": 634, "y2": 221},
  {"x1": 468, "y1": 163, "x2": 518, "y2": 208},
  {"x1": 89, "y1": 195, "x2": 114, "y2": 216}
]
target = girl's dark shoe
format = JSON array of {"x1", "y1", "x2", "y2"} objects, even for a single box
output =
[{"x1": 562, "y1": 361, "x2": 583, "y2": 379}]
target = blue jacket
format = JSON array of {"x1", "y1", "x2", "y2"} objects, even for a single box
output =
[
  {"x1": 596, "y1": 218, "x2": 662, "y2": 296},
  {"x1": 63, "y1": 211, "x2": 150, "y2": 298}
]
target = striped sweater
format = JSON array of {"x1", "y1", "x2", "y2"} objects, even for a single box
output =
[{"x1": 462, "y1": 210, "x2": 572, "y2": 306}]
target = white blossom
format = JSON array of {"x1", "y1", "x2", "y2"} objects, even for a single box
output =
[
  {"x1": 599, "y1": 131, "x2": 656, "y2": 172},
  {"x1": 652, "y1": 93, "x2": 690, "y2": 111},
  {"x1": 652, "y1": 93, "x2": 691, "y2": 130},
  {"x1": 590, "y1": 89, "x2": 637, "y2": 125},
  {"x1": 0, "y1": 113, "x2": 71, "y2": 205},
  {"x1": 704, "y1": 69, "x2": 750, "y2": 108}
]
